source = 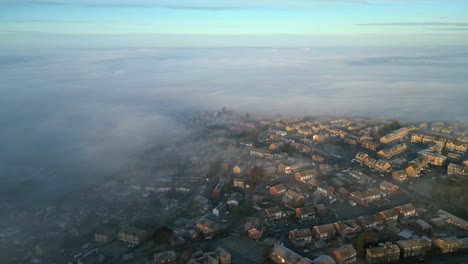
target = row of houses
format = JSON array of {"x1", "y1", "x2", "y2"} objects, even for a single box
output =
[
  {"x1": 354, "y1": 152, "x2": 392, "y2": 173},
  {"x1": 377, "y1": 143, "x2": 407, "y2": 159},
  {"x1": 412, "y1": 133, "x2": 467, "y2": 152},
  {"x1": 380, "y1": 128, "x2": 410, "y2": 144}
]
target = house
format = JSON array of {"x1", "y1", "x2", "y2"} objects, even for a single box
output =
[
  {"x1": 312, "y1": 155, "x2": 325, "y2": 163},
  {"x1": 350, "y1": 189, "x2": 380, "y2": 206},
  {"x1": 289, "y1": 228, "x2": 313, "y2": 247},
  {"x1": 395, "y1": 203, "x2": 417, "y2": 219},
  {"x1": 314, "y1": 204, "x2": 328, "y2": 216},
  {"x1": 366, "y1": 244, "x2": 400, "y2": 264},
  {"x1": 244, "y1": 217, "x2": 264, "y2": 240},
  {"x1": 445, "y1": 141, "x2": 468, "y2": 152},
  {"x1": 77, "y1": 249, "x2": 105, "y2": 264},
  {"x1": 379, "y1": 181, "x2": 399, "y2": 194},
  {"x1": 348, "y1": 170, "x2": 373, "y2": 183},
  {"x1": 405, "y1": 157, "x2": 430, "y2": 177},
  {"x1": 355, "y1": 152, "x2": 369, "y2": 163},
  {"x1": 250, "y1": 149, "x2": 265, "y2": 158},
  {"x1": 270, "y1": 184, "x2": 288, "y2": 196},
  {"x1": 374, "y1": 159, "x2": 392, "y2": 173},
  {"x1": 312, "y1": 255, "x2": 336, "y2": 264},
  {"x1": 411, "y1": 133, "x2": 425, "y2": 143},
  {"x1": 436, "y1": 209, "x2": 468, "y2": 230},
  {"x1": 377, "y1": 143, "x2": 407, "y2": 159},
  {"x1": 296, "y1": 206, "x2": 316, "y2": 221},
  {"x1": 447, "y1": 163, "x2": 468, "y2": 176},
  {"x1": 265, "y1": 206, "x2": 285, "y2": 220},
  {"x1": 417, "y1": 150, "x2": 447, "y2": 166},
  {"x1": 380, "y1": 128, "x2": 409, "y2": 144},
  {"x1": 313, "y1": 224, "x2": 336, "y2": 240},
  {"x1": 153, "y1": 250, "x2": 176, "y2": 264},
  {"x1": 233, "y1": 177, "x2": 246, "y2": 188},
  {"x1": 295, "y1": 169, "x2": 318, "y2": 182},
  {"x1": 392, "y1": 170, "x2": 407, "y2": 182},
  {"x1": 330, "y1": 244, "x2": 357, "y2": 264},
  {"x1": 270, "y1": 244, "x2": 303, "y2": 264},
  {"x1": 279, "y1": 164, "x2": 293, "y2": 174},
  {"x1": 378, "y1": 209, "x2": 399, "y2": 226},
  {"x1": 233, "y1": 163, "x2": 242, "y2": 174},
  {"x1": 196, "y1": 218, "x2": 219, "y2": 236},
  {"x1": 118, "y1": 228, "x2": 148, "y2": 246},
  {"x1": 282, "y1": 189, "x2": 305, "y2": 206},
  {"x1": 415, "y1": 219, "x2": 433, "y2": 234},
  {"x1": 308, "y1": 179, "x2": 335, "y2": 196},
  {"x1": 213, "y1": 182, "x2": 224, "y2": 199},
  {"x1": 395, "y1": 239, "x2": 431, "y2": 258},
  {"x1": 213, "y1": 203, "x2": 226, "y2": 217},
  {"x1": 361, "y1": 141, "x2": 380, "y2": 152},
  {"x1": 217, "y1": 247, "x2": 232, "y2": 264},
  {"x1": 227, "y1": 192, "x2": 243, "y2": 206},
  {"x1": 320, "y1": 164, "x2": 334, "y2": 174},
  {"x1": 333, "y1": 221, "x2": 362, "y2": 238},
  {"x1": 357, "y1": 214, "x2": 384, "y2": 230},
  {"x1": 433, "y1": 237, "x2": 462, "y2": 254},
  {"x1": 94, "y1": 228, "x2": 116, "y2": 243},
  {"x1": 363, "y1": 158, "x2": 377, "y2": 169}
]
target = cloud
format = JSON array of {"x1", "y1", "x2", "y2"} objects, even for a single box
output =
[
  {"x1": 358, "y1": 22, "x2": 468, "y2": 27},
  {"x1": 4, "y1": 0, "x2": 436, "y2": 10}
]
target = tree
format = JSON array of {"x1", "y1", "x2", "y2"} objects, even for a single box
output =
[
  {"x1": 231, "y1": 205, "x2": 242, "y2": 219},
  {"x1": 356, "y1": 234, "x2": 365, "y2": 256},
  {"x1": 249, "y1": 166, "x2": 265, "y2": 187}
]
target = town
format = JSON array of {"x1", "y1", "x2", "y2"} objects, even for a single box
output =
[{"x1": 1, "y1": 109, "x2": 467, "y2": 264}]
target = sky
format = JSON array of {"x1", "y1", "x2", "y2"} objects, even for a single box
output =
[
  {"x1": 0, "y1": 0, "x2": 467, "y2": 203},
  {"x1": 1, "y1": 0, "x2": 468, "y2": 47}
]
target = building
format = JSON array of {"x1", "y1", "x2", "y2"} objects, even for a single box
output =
[
  {"x1": 213, "y1": 203, "x2": 226, "y2": 217},
  {"x1": 395, "y1": 239, "x2": 431, "y2": 258},
  {"x1": 411, "y1": 134, "x2": 425, "y2": 143},
  {"x1": 377, "y1": 143, "x2": 407, "y2": 159},
  {"x1": 94, "y1": 229, "x2": 116, "y2": 243},
  {"x1": 313, "y1": 224, "x2": 336, "y2": 241},
  {"x1": 279, "y1": 164, "x2": 293, "y2": 174},
  {"x1": 374, "y1": 159, "x2": 392, "y2": 173},
  {"x1": 312, "y1": 255, "x2": 336, "y2": 264},
  {"x1": 296, "y1": 206, "x2": 316, "y2": 221},
  {"x1": 295, "y1": 169, "x2": 318, "y2": 182},
  {"x1": 366, "y1": 244, "x2": 400, "y2": 264},
  {"x1": 380, "y1": 128, "x2": 409, "y2": 144},
  {"x1": 244, "y1": 217, "x2": 264, "y2": 240},
  {"x1": 436, "y1": 209, "x2": 468, "y2": 231},
  {"x1": 447, "y1": 163, "x2": 468, "y2": 176},
  {"x1": 355, "y1": 152, "x2": 369, "y2": 163},
  {"x1": 417, "y1": 150, "x2": 447, "y2": 166},
  {"x1": 405, "y1": 157, "x2": 430, "y2": 177},
  {"x1": 395, "y1": 203, "x2": 417, "y2": 219},
  {"x1": 357, "y1": 214, "x2": 384, "y2": 231},
  {"x1": 233, "y1": 177, "x2": 245, "y2": 188},
  {"x1": 270, "y1": 244, "x2": 302, "y2": 264},
  {"x1": 196, "y1": 218, "x2": 219, "y2": 236},
  {"x1": 217, "y1": 247, "x2": 232, "y2": 264},
  {"x1": 270, "y1": 184, "x2": 288, "y2": 196},
  {"x1": 330, "y1": 244, "x2": 357, "y2": 264},
  {"x1": 433, "y1": 237, "x2": 462, "y2": 254},
  {"x1": 282, "y1": 189, "x2": 305, "y2": 206},
  {"x1": 378, "y1": 209, "x2": 399, "y2": 226},
  {"x1": 379, "y1": 181, "x2": 399, "y2": 194},
  {"x1": 265, "y1": 206, "x2": 285, "y2": 220},
  {"x1": 308, "y1": 179, "x2": 335, "y2": 196},
  {"x1": 153, "y1": 250, "x2": 176, "y2": 264},
  {"x1": 333, "y1": 221, "x2": 362, "y2": 238},
  {"x1": 363, "y1": 158, "x2": 377, "y2": 169},
  {"x1": 348, "y1": 170, "x2": 373, "y2": 183},
  {"x1": 289, "y1": 228, "x2": 313, "y2": 247},
  {"x1": 445, "y1": 141, "x2": 468, "y2": 152},
  {"x1": 392, "y1": 170, "x2": 407, "y2": 182},
  {"x1": 361, "y1": 141, "x2": 380, "y2": 152},
  {"x1": 227, "y1": 192, "x2": 243, "y2": 206},
  {"x1": 213, "y1": 182, "x2": 224, "y2": 199},
  {"x1": 118, "y1": 228, "x2": 148, "y2": 246},
  {"x1": 350, "y1": 189, "x2": 380, "y2": 206}
]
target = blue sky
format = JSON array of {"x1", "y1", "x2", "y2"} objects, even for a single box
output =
[{"x1": 1, "y1": 0, "x2": 468, "y2": 46}]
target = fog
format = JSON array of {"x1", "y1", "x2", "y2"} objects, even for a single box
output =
[{"x1": 1, "y1": 46, "x2": 467, "y2": 203}]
